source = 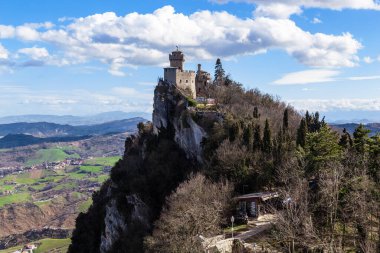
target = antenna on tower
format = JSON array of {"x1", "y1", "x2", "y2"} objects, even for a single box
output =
[{"x1": 176, "y1": 45, "x2": 179, "y2": 51}]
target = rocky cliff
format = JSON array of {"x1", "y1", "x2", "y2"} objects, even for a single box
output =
[
  {"x1": 153, "y1": 80, "x2": 207, "y2": 162},
  {"x1": 68, "y1": 80, "x2": 206, "y2": 253}
]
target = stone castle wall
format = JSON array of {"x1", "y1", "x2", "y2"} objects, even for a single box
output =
[{"x1": 164, "y1": 68, "x2": 196, "y2": 98}]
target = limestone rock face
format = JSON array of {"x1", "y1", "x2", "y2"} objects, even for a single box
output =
[
  {"x1": 100, "y1": 195, "x2": 150, "y2": 253},
  {"x1": 100, "y1": 199, "x2": 127, "y2": 253},
  {"x1": 153, "y1": 80, "x2": 207, "y2": 162}
]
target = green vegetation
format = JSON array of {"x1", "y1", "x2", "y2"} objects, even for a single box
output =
[
  {"x1": 223, "y1": 224, "x2": 248, "y2": 233},
  {"x1": 78, "y1": 198, "x2": 92, "y2": 213},
  {"x1": 0, "y1": 192, "x2": 31, "y2": 207},
  {"x1": 186, "y1": 97, "x2": 197, "y2": 107},
  {"x1": 84, "y1": 156, "x2": 120, "y2": 166},
  {"x1": 80, "y1": 165, "x2": 103, "y2": 173},
  {"x1": 35, "y1": 238, "x2": 71, "y2": 253},
  {"x1": 26, "y1": 148, "x2": 79, "y2": 166},
  {"x1": 0, "y1": 238, "x2": 71, "y2": 253}
]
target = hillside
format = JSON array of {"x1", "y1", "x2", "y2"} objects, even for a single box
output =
[
  {"x1": 68, "y1": 74, "x2": 302, "y2": 252},
  {"x1": 68, "y1": 62, "x2": 380, "y2": 252},
  {"x1": 0, "y1": 133, "x2": 128, "y2": 249}
]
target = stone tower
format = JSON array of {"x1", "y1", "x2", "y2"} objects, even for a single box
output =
[
  {"x1": 164, "y1": 49, "x2": 196, "y2": 99},
  {"x1": 169, "y1": 49, "x2": 185, "y2": 71}
]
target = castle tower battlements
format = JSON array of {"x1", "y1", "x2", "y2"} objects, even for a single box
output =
[{"x1": 164, "y1": 49, "x2": 196, "y2": 99}]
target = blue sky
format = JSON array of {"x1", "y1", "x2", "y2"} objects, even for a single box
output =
[{"x1": 0, "y1": 0, "x2": 379, "y2": 121}]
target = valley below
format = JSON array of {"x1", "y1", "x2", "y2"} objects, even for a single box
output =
[{"x1": 0, "y1": 132, "x2": 129, "y2": 251}]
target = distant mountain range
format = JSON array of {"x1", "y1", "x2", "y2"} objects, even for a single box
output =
[
  {"x1": 0, "y1": 111, "x2": 151, "y2": 126},
  {"x1": 0, "y1": 134, "x2": 93, "y2": 149},
  {"x1": 331, "y1": 123, "x2": 380, "y2": 136},
  {"x1": 0, "y1": 118, "x2": 145, "y2": 138},
  {"x1": 0, "y1": 117, "x2": 147, "y2": 148}
]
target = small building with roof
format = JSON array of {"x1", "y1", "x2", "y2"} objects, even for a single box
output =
[{"x1": 235, "y1": 192, "x2": 279, "y2": 218}]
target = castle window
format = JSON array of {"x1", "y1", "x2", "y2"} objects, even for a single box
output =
[
  {"x1": 180, "y1": 79, "x2": 182, "y2": 83},
  {"x1": 186, "y1": 80, "x2": 188, "y2": 83}
]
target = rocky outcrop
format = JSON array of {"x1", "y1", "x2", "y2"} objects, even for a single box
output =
[
  {"x1": 99, "y1": 195, "x2": 150, "y2": 253},
  {"x1": 69, "y1": 80, "x2": 205, "y2": 253},
  {"x1": 100, "y1": 199, "x2": 127, "y2": 253},
  {"x1": 153, "y1": 80, "x2": 207, "y2": 162}
]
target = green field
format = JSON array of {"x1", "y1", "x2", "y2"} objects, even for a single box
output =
[
  {"x1": 0, "y1": 192, "x2": 31, "y2": 208},
  {"x1": 0, "y1": 238, "x2": 71, "y2": 253},
  {"x1": 84, "y1": 156, "x2": 120, "y2": 166},
  {"x1": 80, "y1": 165, "x2": 103, "y2": 173},
  {"x1": 26, "y1": 148, "x2": 80, "y2": 166},
  {"x1": 78, "y1": 198, "x2": 93, "y2": 213}
]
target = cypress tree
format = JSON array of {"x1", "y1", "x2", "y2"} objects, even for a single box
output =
[
  {"x1": 297, "y1": 118, "x2": 307, "y2": 147},
  {"x1": 253, "y1": 106, "x2": 259, "y2": 119},
  {"x1": 243, "y1": 123, "x2": 254, "y2": 149},
  {"x1": 263, "y1": 119, "x2": 272, "y2": 153},
  {"x1": 229, "y1": 121, "x2": 241, "y2": 142},
  {"x1": 253, "y1": 124, "x2": 262, "y2": 151},
  {"x1": 283, "y1": 108, "x2": 289, "y2": 130}
]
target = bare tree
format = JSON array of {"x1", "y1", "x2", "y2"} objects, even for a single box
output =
[
  {"x1": 144, "y1": 173, "x2": 233, "y2": 253},
  {"x1": 271, "y1": 157, "x2": 321, "y2": 252}
]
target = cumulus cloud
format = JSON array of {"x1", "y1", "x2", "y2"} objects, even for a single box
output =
[
  {"x1": 0, "y1": 5, "x2": 366, "y2": 75},
  {"x1": 212, "y1": 0, "x2": 380, "y2": 18},
  {"x1": 18, "y1": 47, "x2": 49, "y2": 60},
  {"x1": 288, "y1": 98, "x2": 380, "y2": 112},
  {"x1": 0, "y1": 44, "x2": 9, "y2": 59}
]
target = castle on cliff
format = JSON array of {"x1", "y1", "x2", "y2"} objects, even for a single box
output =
[{"x1": 163, "y1": 48, "x2": 211, "y2": 99}]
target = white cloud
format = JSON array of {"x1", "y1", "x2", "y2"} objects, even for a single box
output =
[
  {"x1": 274, "y1": 69, "x2": 380, "y2": 85},
  {"x1": 0, "y1": 25, "x2": 15, "y2": 38},
  {"x1": 0, "y1": 5, "x2": 365, "y2": 74},
  {"x1": 0, "y1": 86, "x2": 154, "y2": 116},
  {"x1": 15, "y1": 26, "x2": 40, "y2": 41},
  {"x1": 0, "y1": 44, "x2": 9, "y2": 59},
  {"x1": 363, "y1": 56, "x2": 374, "y2": 63},
  {"x1": 312, "y1": 17, "x2": 322, "y2": 24},
  {"x1": 273, "y1": 69, "x2": 340, "y2": 85},
  {"x1": 254, "y1": 4, "x2": 302, "y2": 18},
  {"x1": 347, "y1": 75, "x2": 380, "y2": 81},
  {"x1": 18, "y1": 47, "x2": 49, "y2": 60},
  {"x1": 288, "y1": 98, "x2": 380, "y2": 112},
  {"x1": 212, "y1": 0, "x2": 380, "y2": 18}
]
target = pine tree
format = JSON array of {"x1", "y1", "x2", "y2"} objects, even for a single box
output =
[
  {"x1": 339, "y1": 128, "x2": 353, "y2": 149},
  {"x1": 296, "y1": 118, "x2": 307, "y2": 147},
  {"x1": 353, "y1": 124, "x2": 371, "y2": 153},
  {"x1": 214, "y1": 58, "x2": 225, "y2": 84},
  {"x1": 263, "y1": 119, "x2": 272, "y2": 153}
]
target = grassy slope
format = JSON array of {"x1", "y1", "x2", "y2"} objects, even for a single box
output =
[
  {"x1": 0, "y1": 192, "x2": 31, "y2": 208},
  {"x1": 26, "y1": 148, "x2": 80, "y2": 166},
  {"x1": 0, "y1": 238, "x2": 71, "y2": 253}
]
